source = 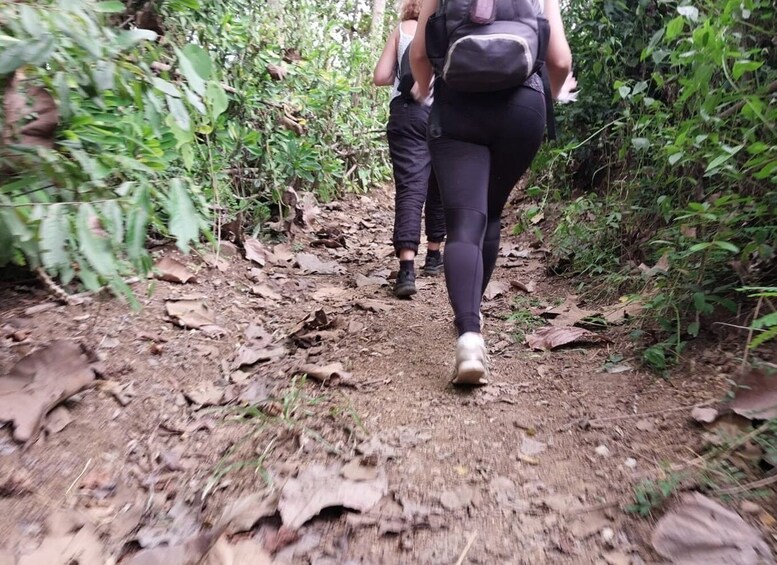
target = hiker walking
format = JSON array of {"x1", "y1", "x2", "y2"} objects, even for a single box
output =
[
  {"x1": 373, "y1": 0, "x2": 447, "y2": 298},
  {"x1": 410, "y1": 0, "x2": 574, "y2": 384}
]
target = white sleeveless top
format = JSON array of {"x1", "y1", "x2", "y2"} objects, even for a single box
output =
[{"x1": 390, "y1": 22, "x2": 414, "y2": 101}]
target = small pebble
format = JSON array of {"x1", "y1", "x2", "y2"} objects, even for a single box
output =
[
  {"x1": 601, "y1": 527, "x2": 615, "y2": 546},
  {"x1": 595, "y1": 445, "x2": 611, "y2": 457},
  {"x1": 624, "y1": 457, "x2": 637, "y2": 469},
  {"x1": 741, "y1": 501, "x2": 762, "y2": 514}
]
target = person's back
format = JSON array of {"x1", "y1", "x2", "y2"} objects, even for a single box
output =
[{"x1": 409, "y1": 0, "x2": 574, "y2": 385}]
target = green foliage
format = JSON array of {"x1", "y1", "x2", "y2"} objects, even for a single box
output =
[
  {"x1": 529, "y1": 0, "x2": 776, "y2": 369},
  {"x1": 1, "y1": 0, "x2": 389, "y2": 295},
  {"x1": 743, "y1": 287, "x2": 777, "y2": 350},
  {"x1": 627, "y1": 473, "x2": 684, "y2": 517}
]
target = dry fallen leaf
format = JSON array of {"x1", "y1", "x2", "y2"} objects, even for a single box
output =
[
  {"x1": 355, "y1": 273, "x2": 388, "y2": 288},
  {"x1": 296, "y1": 362, "x2": 353, "y2": 386},
  {"x1": 602, "y1": 300, "x2": 644, "y2": 325},
  {"x1": 652, "y1": 492, "x2": 772, "y2": 564},
  {"x1": 243, "y1": 237, "x2": 267, "y2": 267},
  {"x1": 639, "y1": 253, "x2": 670, "y2": 278},
  {"x1": 44, "y1": 406, "x2": 73, "y2": 435},
  {"x1": 250, "y1": 284, "x2": 282, "y2": 301},
  {"x1": 510, "y1": 279, "x2": 536, "y2": 294},
  {"x1": 439, "y1": 485, "x2": 478, "y2": 511},
  {"x1": 312, "y1": 286, "x2": 348, "y2": 301},
  {"x1": 154, "y1": 256, "x2": 195, "y2": 284},
  {"x1": 184, "y1": 382, "x2": 225, "y2": 407},
  {"x1": 484, "y1": 280, "x2": 510, "y2": 301},
  {"x1": 295, "y1": 252, "x2": 344, "y2": 275},
  {"x1": 232, "y1": 345, "x2": 287, "y2": 369},
  {"x1": 525, "y1": 326, "x2": 610, "y2": 351},
  {"x1": 279, "y1": 464, "x2": 388, "y2": 529},
  {"x1": 569, "y1": 510, "x2": 611, "y2": 540},
  {"x1": 0, "y1": 341, "x2": 98, "y2": 442},
  {"x1": 165, "y1": 298, "x2": 217, "y2": 329},
  {"x1": 729, "y1": 368, "x2": 777, "y2": 420},
  {"x1": 542, "y1": 296, "x2": 597, "y2": 327},
  {"x1": 340, "y1": 458, "x2": 379, "y2": 482},
  {"x1": 355, "y1": 300, "x2": 392, "y2": 313},
  {"x1": 219, "y1": 490, "x2": 279, "y2": 534},
  {"x1": 16, "y1": 525, "x2": 105, "y2": 565}
]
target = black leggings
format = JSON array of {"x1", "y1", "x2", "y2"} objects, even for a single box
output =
[
  {"x1": 429, "y1": 84, "x2": 546, "y2": 335},
  {"x1": 387, "y1": 98, "x2": 446, "y2": 255}
]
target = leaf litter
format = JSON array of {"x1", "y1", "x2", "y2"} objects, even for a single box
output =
[
  {"x1": 279, "y1": 463, "x2": 388, "y2": 529},
  {"x1": 154, "y1": 256, "x2": 196, "y2": 284},
  {"x1": 525, "y1": 326, "x2": 610, "y2": 351},
  {"x1": 652, "y1": 492, "x2": 773, "y2": 564},
  {"x1": 0, "y1": 340, "x2": 99, "y2": 442}
]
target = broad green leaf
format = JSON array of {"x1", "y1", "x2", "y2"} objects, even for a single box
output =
[
  {"x1": 117, "y1": 29, "x2": 158, "y2": 50},
  {"x1": 167, "y1": 95, "x2": 191, "y2": 130},
  {"x1": 665, "y1": 17, "x2": 685, "y2": 41},
  {"x1": 713, "y1": 241, "x2": 739, "y2": 253},
  {"x1": 39, "y1": 204, "x2": 70, "y2": 271},
  {"x1": 206, "y1": 81, "x2": 229, "y2": 119},
  {"x1": 0, "y1": 214, "x2": 15, "y2": 266},
  {"x1": 152, "y1": 78, "x2": 182, "y2": 98},
  {"x1": 76, "y1": 204, "x2": 116, "y2": 277},
  {"x1": 752, "y1": 312, "x2": 777, "y2": 330},
  {"x1": 176, "y1": 45, "x2": 210, "y2": 95},
  {"x1": 732, "y1": 60, "x2": 763, "y2": 80},
  {"x1": 94, "y1": 1, "x2": 126, "y2": 13},
  {"x1": 705, "y1": 153, "x2": 732, "y2": 173},
  {"x1": 167, "y1": 178, "x2": 201, "y2": 253}
]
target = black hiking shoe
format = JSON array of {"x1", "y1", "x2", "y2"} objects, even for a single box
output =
[
  {"x1": 394, "y1": 268, "x2": 417, "y2": 298},
  {"x1": 422, "y1": 252, "x2": 444, "y2": 276}
]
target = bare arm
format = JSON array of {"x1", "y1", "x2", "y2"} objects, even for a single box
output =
[
  {"x1": 373, "y1": 27, "x2": 399, "y2": 86},
  {"x1": 543, "y1": 0, "x2": 573, "y2": 98},
  {"x1": 410, "y1": 0, "x2": 437, "y2": 100}
]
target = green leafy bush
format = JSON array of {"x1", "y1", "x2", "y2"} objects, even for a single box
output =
[
  {"x1": 529, "y1": 0, "x2": 776, "y2": 368},
  {"x1": 1, "y1": 0, "x2": 390, "y2": 298}
]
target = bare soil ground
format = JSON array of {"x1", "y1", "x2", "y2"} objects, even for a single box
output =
[{"x1": 0, "y1": 186, "x2": 773, "y2": 564}]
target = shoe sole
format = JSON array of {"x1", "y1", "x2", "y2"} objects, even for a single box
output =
[
  {"x1": 452, "y1": 360, "x2": 488, "y2": 386},
  {"x1": 394, "y1": 283, "x2": 417, "y2": 298}
]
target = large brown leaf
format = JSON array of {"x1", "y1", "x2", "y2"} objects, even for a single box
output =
[
  {"x1": 0, "y1": 341, "x2": 98, "y2": 442},
  {"x1": 652, "y1": 492, "x2": 772, "y2": 564},
  {"x1": 729, "y1": 368, "x2": 777, "y2": 420},
  {"x1": 279, "y1": 464, "x2": 388, "y2": 529},
  {"x1": 525, "y1": 326, "x2": 609, "y2": 351}
]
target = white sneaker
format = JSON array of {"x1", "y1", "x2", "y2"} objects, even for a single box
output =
[{"x1": 452, "y1": 332, "x2": 489, "y2": 386}]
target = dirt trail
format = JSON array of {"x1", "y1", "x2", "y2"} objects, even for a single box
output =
[{"x1": 0, "y1": 186, "x2": 732, "y2": 564}]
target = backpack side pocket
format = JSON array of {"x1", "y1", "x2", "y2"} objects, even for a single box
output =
[{"x1": 425, "y1": 12, "x2": 448, "y2": 75}]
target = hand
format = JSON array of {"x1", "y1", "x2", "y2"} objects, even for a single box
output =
[
  {"x1": 411, "y1": 81, "x2": 430, "y2": 104},
  {"x1": 556, "y1": 72, "x2": 579, "y2": 103}
]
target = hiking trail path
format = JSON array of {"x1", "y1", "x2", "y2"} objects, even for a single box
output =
[{"x1": 0, "y1": 185, "x2": 730, "y2": 564}]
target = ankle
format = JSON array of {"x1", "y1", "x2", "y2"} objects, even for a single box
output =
[
  {"x1": 399, "y1": 259, "x2": 415, "y2": 272},
  {"x1": 426, "y1": 249, "x2": 441, "y2": 258}
]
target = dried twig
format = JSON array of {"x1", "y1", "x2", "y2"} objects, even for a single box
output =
[
  {"x1": 454, "y1": 532, "x2": 478, "y2": 565},
  {"x1": 716, "y1": 474, "x2": 777, "y2": 496},
  {"x1": 559, "y1": 402, "x2": 712, "y2": 432}
]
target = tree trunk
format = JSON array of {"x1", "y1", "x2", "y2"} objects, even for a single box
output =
[{"x1": 370, "y1": 0, "x2": 387, "y2": 42}]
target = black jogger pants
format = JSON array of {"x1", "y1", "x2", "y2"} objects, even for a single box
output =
[{"x1": 386, "y1": 97, "x2": 446, "y2": 255}]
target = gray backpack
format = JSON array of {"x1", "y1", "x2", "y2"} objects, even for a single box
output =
[{"x1": 426, "y1": 0, "x2": 549, "y2": 91}]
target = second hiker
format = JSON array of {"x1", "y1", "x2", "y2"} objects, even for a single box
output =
[{"x1": 373, "y1": 0, "x2": 446, "y2": 299}]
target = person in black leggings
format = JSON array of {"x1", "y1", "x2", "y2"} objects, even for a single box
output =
[
  {"x1": 411, "y1": 0, "x2": 574, "y2": 384},
  {"x1": 373, "y1": 0, "x2": 446, "y2": 299}
]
